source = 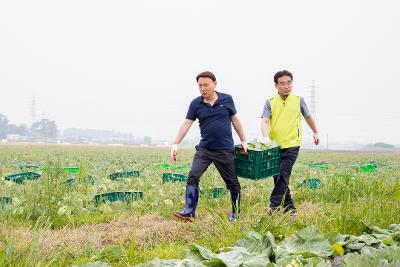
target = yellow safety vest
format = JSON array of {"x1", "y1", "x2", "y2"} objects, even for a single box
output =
[{"x1": 269, "y1": 93, "x2": 302, "y2": 149}]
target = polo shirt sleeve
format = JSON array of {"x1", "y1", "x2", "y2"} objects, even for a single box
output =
[
  {"x1": 300, "y1": 97, "x2": 311, "y2": 117},
  {"x1": 226, "y1": 95, "x2": 237, "y2": 116},
  {"x1": 185, "y1": 101, "x2": 196, "y2": 121},
  {"x1": 261, "y1": 100, "x2": 272, "y2": 118}
]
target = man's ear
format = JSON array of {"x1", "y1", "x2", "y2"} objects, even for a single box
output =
[{"x1": 214, "y1": 81, "x2": 217, "y2": 87}]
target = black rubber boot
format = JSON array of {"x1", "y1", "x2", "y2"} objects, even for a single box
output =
[{"x1": 173, "y1": 184, "x2": 199, "y2": 222}]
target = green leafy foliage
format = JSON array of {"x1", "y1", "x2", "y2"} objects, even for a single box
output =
[{"x1": 142, "y1": 224, "x2": 400, "y2": 266}]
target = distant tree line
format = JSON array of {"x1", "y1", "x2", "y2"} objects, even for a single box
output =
[
  {"x1": 63, "y1": 128, "x2": 134, "y2": 140},
  {"x1": 63, "y1": 128, "x2": 152, "y2": 144},
  {"x1": 366, "y1": 142, "x2": 395, "y2": 149},
  {"x1": 0, "y1": 113, "x2": 58, "y2": 139}
]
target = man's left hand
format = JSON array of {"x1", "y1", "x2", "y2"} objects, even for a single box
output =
[{"x1": 313, "y1": 133, "x2": 320, "y2": 145}]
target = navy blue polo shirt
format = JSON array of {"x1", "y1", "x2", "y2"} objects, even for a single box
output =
[{"x1": 186, "y1": 92, "x2": 237, "y2": 150}]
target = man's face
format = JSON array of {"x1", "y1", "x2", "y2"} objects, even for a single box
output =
[
  {"x1": 198, "y1": 77, "x2": 217, "y2": 98},
  {"x1": 275, "y1": 75, "x2": 293, "y2": 96}
]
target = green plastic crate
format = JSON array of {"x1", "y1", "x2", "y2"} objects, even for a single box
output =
[
  {"x1": 65, "y1": 176, "x2": 94, "y2": 187},
  {"x1": 210, "y1": 187, "x2": 227, "y2": 198},
  {"x1": 298, "y1": 178, "x2": 324, "y2": 190},
  {"x1": 42, "y1": 167, "x2": 79, "y2": 174},
  {"x1": 308, "y1": 162, "x2": 329, "y2": 170},
  {"x1": 65, "y1": 178, "x2": 76, "y2": 187},
  {"x1": 234, "y1": 145, "x2": 281, "y2": 180},
  {"x1": 65, "y1": 167, "x2": 80, "y2": 174},
  {"x1": 162, "y1": 173, "x2": 188, "y2": 183},
  {"x1": 154, "y1": 163, "x2": 191, "y2": 171},
  {"x1": 17, "y1": 164, "x2": 38, "y2": 170},
  {"x1": 200, "y1": 187, "x2": 228, "y2": 199},
  {"x1": 4, "y1": 172, "x2": 41, "y2": 184},
  {"x1": 360, "y1": 164, "x2": 377, "y2": 173},
  {"x1": 0, "y1": 196, "x2": 12, "y2": 206},
  {"x1": 94, "y1": 191, "x2": 143, "y2": 204},
  {"x1": 109, "y1": 171, "x2": 140, "y2": 180}
]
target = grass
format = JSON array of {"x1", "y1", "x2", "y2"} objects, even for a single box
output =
[{"x1": 0, "y1": 144, "x2": 399, "y2": 266}]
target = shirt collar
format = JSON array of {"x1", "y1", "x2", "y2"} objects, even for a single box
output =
[
  {"x1": 276, "y1": 92, "x2": 292, "y2": 102},
  {"x1": 200, "y1": 91, "x2": 220, "y2": 103}
]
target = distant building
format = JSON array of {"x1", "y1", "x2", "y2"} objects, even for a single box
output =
[{"x1": 6, "y1": 134, "x2": 30, "y2": 141}]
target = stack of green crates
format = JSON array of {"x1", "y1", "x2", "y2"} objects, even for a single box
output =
[{"x1": 234, "y1": 144, "x2": 281, "y2": 180}]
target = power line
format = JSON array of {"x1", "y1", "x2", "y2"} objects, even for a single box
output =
[{"x1": 30, "y1": 95, "x2": 36, "y2": 126}]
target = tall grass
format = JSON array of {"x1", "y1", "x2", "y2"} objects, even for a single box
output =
[{"x1": 0, "y1": 144, "x2": 399, "y2": 265}]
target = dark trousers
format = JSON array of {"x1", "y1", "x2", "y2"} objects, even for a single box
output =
[
  {"x1": 270, "y1": 146, "x2": 300, "y2": 211},
  {"x1": 187, "y1": 147, "x2": 241, "y2": 192}
]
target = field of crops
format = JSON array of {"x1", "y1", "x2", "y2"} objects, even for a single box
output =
[{"x1": 0, "y1": 144, "x2": 399, "y2": 266}]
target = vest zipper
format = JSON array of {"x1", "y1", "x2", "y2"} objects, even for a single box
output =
[{"x1": 297, "y1": 125, "x2": 300, "y2": 139}]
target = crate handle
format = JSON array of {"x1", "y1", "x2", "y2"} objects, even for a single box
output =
[
  {"x1": 240, "y1": 149, "x2": 248, "y2": 155},
  {"x1": 239, "y1": 143, "x2": 249, "y2": 155}
]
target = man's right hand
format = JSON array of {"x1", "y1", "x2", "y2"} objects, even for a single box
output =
[
  {"x1": 313, "y1": 132, "x2": 320, "y2": 145},
  {"x1": 261, "y1": 136, "x2": 271, "y2": 144},
  {"x1": 170, "y1": 144, "x2": 179, "y2": 160}
]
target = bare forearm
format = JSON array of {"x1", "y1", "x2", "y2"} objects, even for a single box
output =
[
  {"x1": 173, "y1": 120, "x2": 193, "y2": 144},
  {"x1": 305, "y1": 116, "x2": 318, "y2": 133},
  {"x1": 231, "y1": 116, "x2": 246, "y2": 142},
  {"x1": 233, "y1": 123, "x2": 246, "y2": 142},
  {"x1": 261, "y1": 118, "x2": 270, "y2": 137}
]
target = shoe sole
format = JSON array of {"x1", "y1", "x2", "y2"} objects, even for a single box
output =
[{"x1": 173, "y1": 213, "x2": 194, "y2": 222}]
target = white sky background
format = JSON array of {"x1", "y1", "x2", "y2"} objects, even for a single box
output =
[{"x1": 1, "y1": 0, "x2": 399, "y2": 145}]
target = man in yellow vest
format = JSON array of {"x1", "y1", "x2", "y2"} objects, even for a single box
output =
[{"x1": 261, "y1": 70, "x2": 319, "y2": 215}]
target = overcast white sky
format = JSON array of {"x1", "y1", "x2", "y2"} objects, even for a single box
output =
[{"x1": 1, "y1": 0, "x2": 399, "y2": 145}]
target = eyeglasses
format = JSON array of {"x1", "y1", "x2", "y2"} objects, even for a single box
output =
[{"x1": 278, "y1": 81, "x2": 292, "y2": 86}]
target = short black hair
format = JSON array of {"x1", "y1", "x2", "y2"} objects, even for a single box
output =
[
  {"x1": 196, "y1": 71, "x2": 216, "y2": 82},
  {"x1": 274, "y1": 70, "x2": 293, "y2": 84}
]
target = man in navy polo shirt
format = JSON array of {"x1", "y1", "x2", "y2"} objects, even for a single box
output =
[{"x1": 170, "y1": 71, "x2": 248, "y2": 222}]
